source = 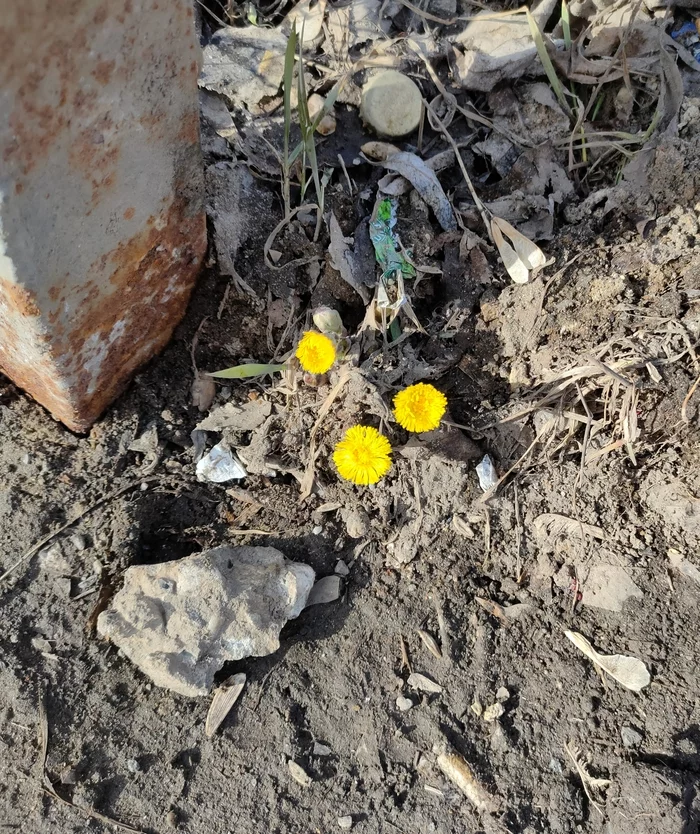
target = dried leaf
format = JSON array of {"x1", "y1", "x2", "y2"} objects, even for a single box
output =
[
  {"x1": 474, "y1": 596, "x2": 508, "y2": 625},
  {"x1": 205, "y1": 673, "x2": 246, "y2": 737},
  {"x1": 416, "y1": 629, "x2": 442, "y2": 660},
  {"x1": 191, "y1": 373, "x2": 216, "y2": 413},
  {"x1": 407, "y1": 672, "x2": 443, "y2": 694},
  {"x1": 328, "y1": 213, "x2": 371, "y2": 304},
  {"x1": 564, "y1": 630, "x2": 650, "y2": 692},
  {"x1": 288, "y1": 760, "x2": 313, "y2": 787},
  {"x1": 379, "y1": 152, "x2": 457, "y2": 231},
  {"x1": 282, "y1": 0, "x2": 327, "y2": 47},
  {"x1": 482, "y1": 702, "x2": 505, "y2": 722},
  {"x1": 200, "y1": 27, "x2": 287, "y2": 114},
  {"x1": 436, "y1": 748, "x2": 499, "y2": 813},
  {"x1": 534, "y1": 514, "x2": 604, "y2": 543},
  {"x1": 361, "y1": 141, "x2": 403, "y2": 160},
  {"x1": 491, "y1": 215, "x2": 551, "y2": 284}
]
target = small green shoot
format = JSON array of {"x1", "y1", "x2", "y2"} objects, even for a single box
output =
[
  {"x1": 527, "y1": 9, "x2": 571, "y2": 117},
  {"x1": 281, "y1": 23, "x2": 345, "y2": 224},
  {"x1": 561, "y1": 0, "x2": 572, "y2": 49},
  {"x1": 209, "y1": 363, "x2": 287, "y2": 380}
]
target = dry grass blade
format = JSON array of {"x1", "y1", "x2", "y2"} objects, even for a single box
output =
[
  {"x1": 0, "y1": 477, "x2": 163, "y2": 590},
  {"x1": 39, "y1": 691, "x2": 146, "y2": 833},
  {"x1": 264, "y1": 203, "x2": 321, "y2": 271},
  {"x1": 299, "y1": 368, "x2": 353, "y2": 499},
  {"x1": 682, "y1": 370, "x2": 700, "y2": 423}
]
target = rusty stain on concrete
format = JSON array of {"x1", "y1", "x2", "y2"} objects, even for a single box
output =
[{"x1": 0, "y1": 0, "x2": 206, "y2": 431}]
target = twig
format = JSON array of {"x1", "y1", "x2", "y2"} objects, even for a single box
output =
[
  {"x1": 299, "y1": 368, "x2": 353, "y2": 499},
  {"x1": 681, "y1": 370, "x2": 700, "y2": 423},
  {"x1": 0, "y1": 477, "x2": 162, "y2": 591},
  {"x1": 337, "y1": 153, "x2": 354, "y2": 195},
  {"x1": 423, "y1": 99, "x2": 493, "y2": 243}
]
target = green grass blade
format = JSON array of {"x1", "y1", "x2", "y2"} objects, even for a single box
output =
[
  {"x1": 282, "y1": 24, "x2": 297, "y2": 216},
  {"x1": 561, "y1": 0, "x2": 572, "y2": 49},
  {"x1": 208, "y1": 363, "x2": 287, "y2": 379},
  {"x1": 526, "y1": 8, "x2": 571, "y2": 117}
]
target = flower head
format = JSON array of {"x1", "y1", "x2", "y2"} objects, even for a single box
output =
[
  {"x1": 295, "y1": 331, "x2": 336, "y2": 375},
  {"x1": 393, "y1": 383, "x2": 447, "y2": 433},
  {"x1": 333, "y1": 425, "x2": 392, "y2": 485}
]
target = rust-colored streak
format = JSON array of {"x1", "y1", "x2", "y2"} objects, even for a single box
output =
[
  {"x1": 123, "y1": 206, "x2": 135, "y2": 220},
  {"x1": 92, "y1": 59, "x2": 116, "y2": 86},
  {"x1": 0, "y1": 198, "x2": 206, "y2": 432}
]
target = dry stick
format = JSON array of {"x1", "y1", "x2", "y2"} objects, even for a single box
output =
[
  {"x1": 585, "y1": 355, "x2": 635, "y2": 390},
  {"x1": 264, "y1": 203, "x2": 321, "y2": 272},
  {"x1": 337, "y1": 153, "x2": 353, "y2": 195},
  {"x1": 0, "y1": 478, "x2": 162, "y2": 590},
  {"x1": 423, "y1": 99, "x2": 493, "y2": 243},
  {"x1": 513, "y1": 483, "x2": 523, "y2": 582},
  {"x1": 299, "y1": 368, "x2": 353, "y2": 500},
  {"x1": 681, "y1": 370, "x2": 700, "y2": 423},
  {"x1": 38, "y1": 691, "x2": 146, "y2": 834}
]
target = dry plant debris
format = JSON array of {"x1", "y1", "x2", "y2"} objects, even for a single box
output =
[
  {"x1": 564, "y1": 741, "x2": 611, "y2": 816},
  {"x1": 564, "y1": 630, "x2": 651, "y2": 692},
  {"x1": 205, "y1": 673, "x2": 246, "y2": 737}
]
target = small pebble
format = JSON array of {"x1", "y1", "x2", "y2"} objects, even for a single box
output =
[
  {"x1": 312, "y1": 525, "x2": 323, "y2": 535},
  {"x1": 335, "y1": 560, "x2": 350, "y2": 577},
  {"x1": 126, "y1": 759, "x2": 141, "y2": 774},
  {"x1": 165, "y1": 809, "x2": 178, "y2": 828},
  {"x1": 313, "y1": 742, "x2": 333, "y2": 757},
  {"x1": 483, "y1": 702, "x2": 505, "y2": 722},
  {"x1": 71, "y1": 533, "x2": 88, "y2": 551},
  {"x1": 621, "y1": 725, "x2": 644, "y2": 748},
  {"x1": 495, "y1": 686, "x2": 510, "y2": 703},
  {"x1": 549, "y1": 757, "x2": 563, "y2": 774},
  {"x1": 396, "y1": 696, "x2": 414, "y2": 712},
  {"x1": 338, "y1": 816, "x2": 353, "y2": 830}
]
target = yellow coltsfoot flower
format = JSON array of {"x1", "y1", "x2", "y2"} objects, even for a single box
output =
[
  {"x1": 333, "y1": 425, "x2": 392, "y2": 485},
  {"x1": 295, "y1": 330, "x2": 337, "y2": 375},
  {"x1": 393, "y1": 383, "x2": 447, "y2": 433}
]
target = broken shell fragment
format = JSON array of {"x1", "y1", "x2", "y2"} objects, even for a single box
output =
[{"x1": 360, "y1": 70, "x2": 422, "y2": 138}]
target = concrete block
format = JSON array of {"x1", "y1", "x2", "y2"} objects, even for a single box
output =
[{"x1": 0, "y1": 0, "x2": 207, "y2": 431}]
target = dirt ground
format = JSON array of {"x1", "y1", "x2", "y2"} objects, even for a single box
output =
[{"x1": 2, "y1": 4, "x2": 700, "y2": 834}]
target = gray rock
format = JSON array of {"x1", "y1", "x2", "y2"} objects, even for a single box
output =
[
  {"x1": 621, "y1": 725, "x2": 644, "y2": 748},
  {"x1": 97, "y1": 546, "x2": 315, "y2": 697}
]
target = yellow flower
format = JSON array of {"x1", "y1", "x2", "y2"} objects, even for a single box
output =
[
  {"x1": 393, "y1": 383, "x2": 447, "y2": 433},
  {"x1": 333, "y1": 425, "x2": 392, "y2": 485},
  {"x1": 295, "y1": 331, "x2": 336, "y2": 374}
]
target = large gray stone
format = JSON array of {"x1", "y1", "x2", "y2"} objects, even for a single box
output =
[{"x1": 98, "y1": 546, "x2": 315, "y2": 697}]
